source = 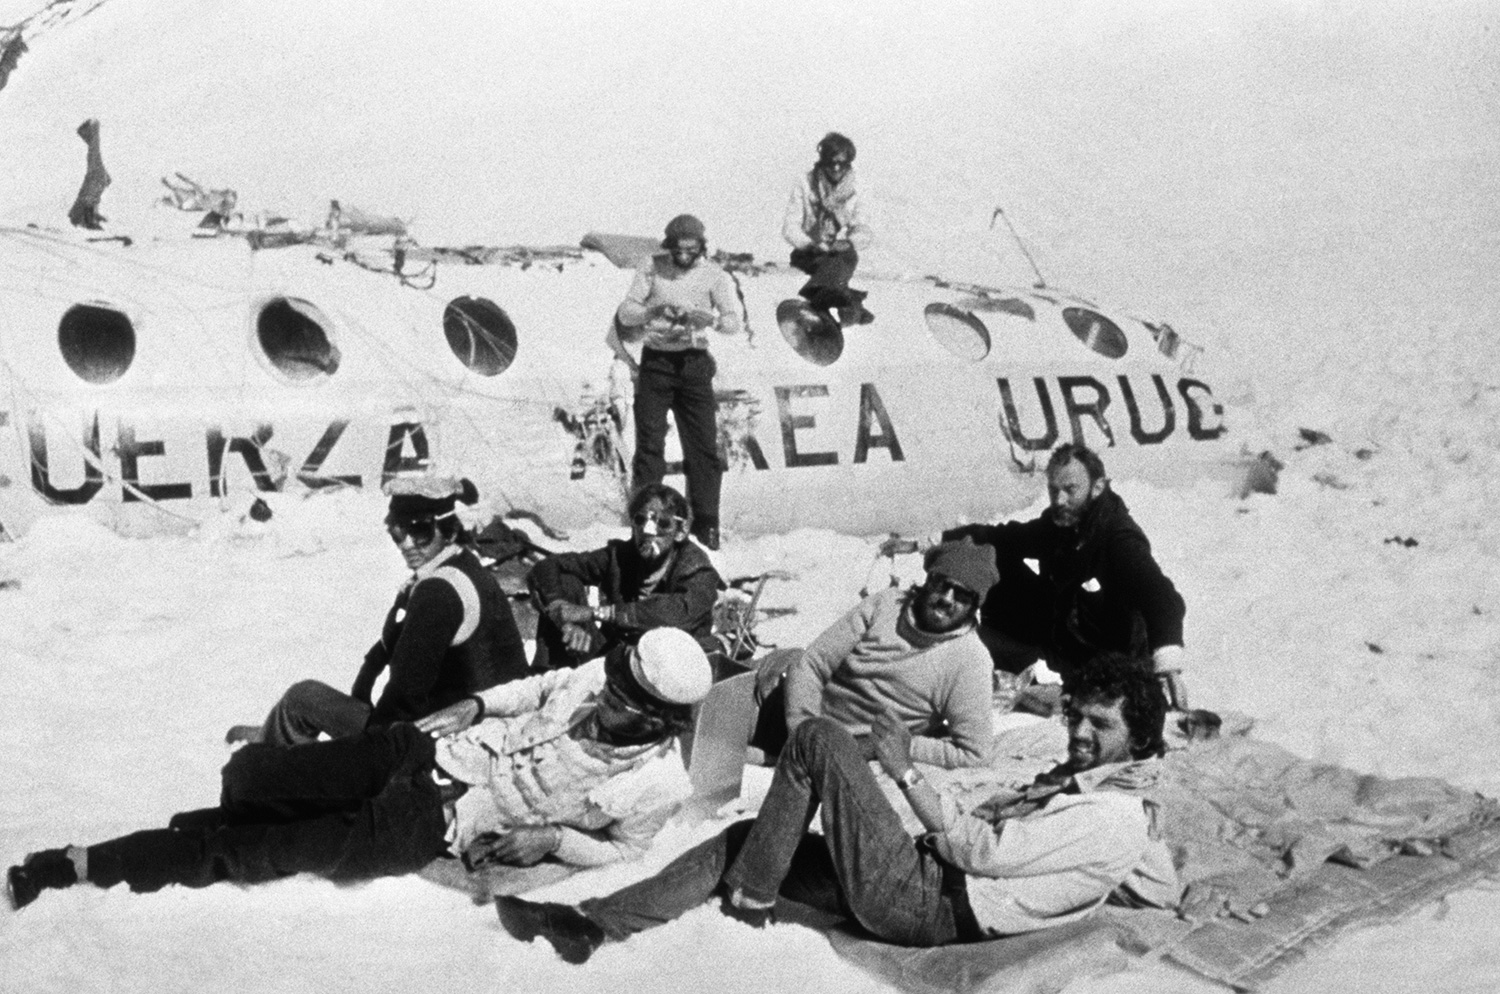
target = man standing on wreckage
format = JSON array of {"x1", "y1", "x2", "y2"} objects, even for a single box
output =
[
  {"x1": 495, "y1": 651, "x2": 1181, "y2": 961},
  {"x1": 7, "y1": 628, "x2": 711, "y2": 910}
]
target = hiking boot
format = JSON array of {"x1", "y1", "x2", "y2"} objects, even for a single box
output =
[
  {"x1": 7, "y1": 848, "x2": 78, "y2": 910},
  {"x1": 495, "y1": 896, "x2": 606, "y2": 964},
  {"x1": 692, "y1": 524, "x2": 720, "y2": 551},
  {"x1": 838, "y1": 305, "x2": 874, "y2": 326}
]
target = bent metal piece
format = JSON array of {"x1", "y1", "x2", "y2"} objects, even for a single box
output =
[
  {"x1": 68, "y1": 118, "x2": 111, "y2": 230},
  {"x1": 681, "y1": 671, "x2": 760, "y2": 819}
]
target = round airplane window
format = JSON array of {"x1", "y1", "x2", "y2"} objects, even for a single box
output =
[
  {"x1": 776, "y1": 299, "x2": 843, "y2": 367},
  {"x1": 923, "y1": 302, "x2": 991, "y2": 362},
  {"x1": 443, "y1": 296, "x2": 517, "y2": 376},
  {"x1": 1062, "y1": 307, "x2": 1128, "y2": 359},
  {"x1": 255, "y1": 297, "x2": 341, "y2": 382},
  {"x1": 58, "y1": 303, "x2": 136, "y2": 385}
]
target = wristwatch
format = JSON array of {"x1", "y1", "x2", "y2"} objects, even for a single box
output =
[{"x1": 896, "y1": 768, "x2": 924, "y2": 792}]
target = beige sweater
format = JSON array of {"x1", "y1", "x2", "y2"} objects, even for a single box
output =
[
  {"x1": 784, "y1": 586, "x2": 994, "y2": 768},
  {"x1": 615, "y1": 253, "x2": 743, "y2": 352}
]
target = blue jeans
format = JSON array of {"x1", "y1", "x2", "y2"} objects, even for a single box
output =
[
  {"x1": 85, "y1": 724, "x2": 449, "y2": 893},
  {"x1": 582, "y1": 718, "x2": 965, "y2": 947}
]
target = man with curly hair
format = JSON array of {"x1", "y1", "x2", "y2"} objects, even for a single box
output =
[{"x1": 495, "y1": 652, "x2": 1180, "y2": 962}]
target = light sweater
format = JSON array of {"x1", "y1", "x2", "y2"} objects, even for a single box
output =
[
  {"x1": 615, "y1": 254, "x2": 743, "y2": 352},
  {"x1": 784, "y1": 586, "x2": 993, "y2": 768}
]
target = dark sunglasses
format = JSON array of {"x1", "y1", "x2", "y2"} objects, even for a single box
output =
[
  {"x1": 632, "y1": 511, "x2": 683, "y2": 534},
  {"x1": 387, "y1": 517, "x2": 439, "y2": 545},
  {"x1": 928, "y1": 576, "x2": 980, "y2": 607},
  {"x1": 821, "y1": 157, "x2": 851, "y2": 171}
]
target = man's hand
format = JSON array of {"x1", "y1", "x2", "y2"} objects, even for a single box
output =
[
  {"x1": 871, "y1": 706, "x2": 915, "y2": 781},
  {"x1": 753, "y1": 650, "x2": 800, "y2": 706},
  {"x1": 648, "y1": 303, "x2": 684, "y2": 322},
  {"x1": 461, "y1": 827, "x2": 562, "y2": 870},
  {"x1": 415, "y1": 697, "x2": 482, "y2": 738},
  {"x1": 829, "y1": 238, "x2": 853, "y2": 253},
  {"x1": 683, "y1": 308, "x2": 717, "y2": 331},
  {"x1": 878, "y1": 535, "x2": 919, "y2": 558},
  {"x1": 560, "y1": 621, "x2": 594, "y2": 655},
  {"x1": 546, "y1": 599, "x2": 593, "y2": 627},
  {"x1": 1152, "y1": 645, "x2": 1189, "y2": 710}
]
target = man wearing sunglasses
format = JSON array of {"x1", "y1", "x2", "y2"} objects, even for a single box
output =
[
  {"x1": 783, "y1": 131, "x2": 873, "y2": 327},
  {"x1": 616, "y1": 214, "x2": 743, "y2": 551},
  {"x1": 494, "y1": 652, "x2": 1178, "y2": 963},
  {"x1": 225, "y1": 476, "x2": 529, "y2": 747},
  {"x1": 527, "y1": 483, "x2": 722, "y2": 672},
  {"x1": 9, "y1": 628, "x2": 712, "y2": 909},
  {"x1": 882, "y1": 443, "x2": 1189, "y2": 710},
  {"x1": 752, "y1": 540, "x2": 998, "y2": 771}
]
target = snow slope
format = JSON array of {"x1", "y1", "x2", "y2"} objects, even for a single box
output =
[{"x1": 1, "y1": 1, "x2": 1498, "y2": 992}]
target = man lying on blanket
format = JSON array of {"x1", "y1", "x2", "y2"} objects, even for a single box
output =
[
  {"x1": 8, "y1": 629, "x2": 711, "y2": 910},
  {"x1": 497, "y1": 651, "x2": 1183, "y2": 962}
]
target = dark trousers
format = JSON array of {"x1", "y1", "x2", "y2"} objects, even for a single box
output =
[
  {"x1": 632, "y1": 348, "x2": 722, "y2": 530},
  {"x1": 583, "y1": 718, "x2": 968, "y2": 947},
  {"x1": 789, "y1": 246, "x2": 861, "y2": 309},
  {"x1": 979, "y1": 566, "x2": 1054, "y2": 674},
  {"x1": 86, "y1": 724, "x2": 449, "y2": 893},
  {"x1": 259, "y1": 679, "x2": 373, "y2": 746}
]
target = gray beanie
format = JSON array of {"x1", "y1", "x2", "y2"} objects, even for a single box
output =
[{"x1": 922, "y1": 540, "x2": 999, "y2": 598}]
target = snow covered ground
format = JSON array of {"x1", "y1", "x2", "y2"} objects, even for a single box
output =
[{"x1": 1, "y1": 1, "x2": 1498, "y2": 992}]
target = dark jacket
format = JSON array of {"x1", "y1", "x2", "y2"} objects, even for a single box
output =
[
  {"x1": 527, "y1": 539, "x2": 722, "y2": 653},
  {"x1": 353, "y1": 548, "x2": 529, "y2": 726},
  {"x1": 944, "y1": 490, "x2": 1184, "y2": 670}
]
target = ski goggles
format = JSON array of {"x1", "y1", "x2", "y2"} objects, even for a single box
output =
[
  {"x1": 631, "y1": 511, "x2": 684, "y2": 536},
  {"x1": 386, "y1": 516, "x2": 440, "y2": 546}
]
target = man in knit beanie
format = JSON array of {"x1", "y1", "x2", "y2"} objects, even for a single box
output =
[
  {"x1": 750, "y1": 539, "x2": 999, "y2": 770},
  {"x1": 615, "y1": 213, "x2": 743, "y2": 551}
]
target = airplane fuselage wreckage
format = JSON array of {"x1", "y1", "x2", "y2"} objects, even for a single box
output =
[{"x1": 0, "y1": 224, "x2": 1259, "y2": 539}]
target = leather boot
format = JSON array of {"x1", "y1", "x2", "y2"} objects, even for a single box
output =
[
  {"x1": 7, "y1": 848, "x2": 79, "y2": 910},
  {"x1": 495, "y1": 895, "x2": 607, "y2": 964}
]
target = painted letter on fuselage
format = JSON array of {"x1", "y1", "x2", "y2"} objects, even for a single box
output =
[
  {"x1": 853, "y1": 383, "x2": 904, "y2": 464},
  {"x1": 298, "y1": 420, "x2": 364, "y2": 489},
  {"x1": 207, "y1": 425, "x2": 280, "y2": 496},
  {"x1": 775, "y1": 385, "x2": 837, "y2": 468},
  {"x1": 380, "y1": 421, "x2": 431, "y2": 484},
  {"x1": 28, "y1": 413, "x2": 103, "y2": 505},
  {"x1": 1118, "y1": 375, "x2": 1175, "y2": 445},
  {"x1": 1178, "y1": 379, "x2": 1226, "y2": 440},
  {"x1": 996, "y1": 377, "x2": 1059, "y2": 452},
  {"x1": 118, "y1": 421, "x2": 193, "y2": 502},
  {"x1": 1058, "y1": 376, "x2": 1116, "y2": 449}
]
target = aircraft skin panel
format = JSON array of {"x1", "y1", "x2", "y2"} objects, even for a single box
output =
[{"x1": 0, "y1": 228, "x2": 1247, "y2": 539}]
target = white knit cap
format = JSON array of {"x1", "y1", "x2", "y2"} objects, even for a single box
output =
[{"x1": 631, "y1": 628, "x2": 712, "y2": 706}]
